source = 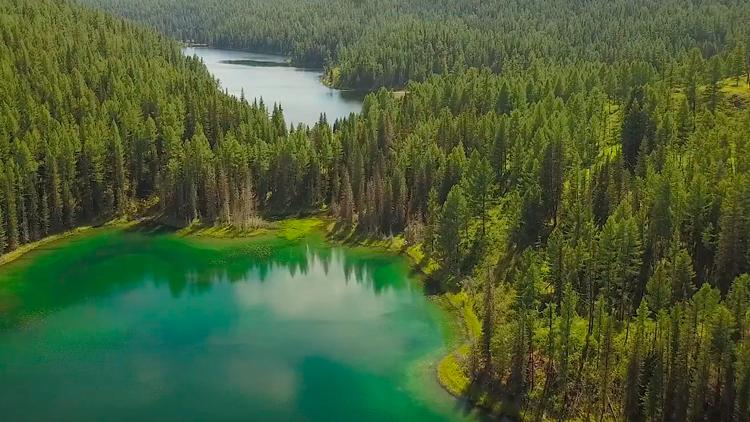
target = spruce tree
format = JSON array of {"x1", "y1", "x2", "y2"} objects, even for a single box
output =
[
  {"x1": 438, "y1": 185, "x2": 467, "y2": 277},
  {"x1": 339, "y1": 169, "x2": 354, "y2": 223},
  {"x1": 464, "y1": 151, "x2": 494, "y2": 239},
  {"x1": 0, "y1": 199, "x2": 6, "y2": 254}
]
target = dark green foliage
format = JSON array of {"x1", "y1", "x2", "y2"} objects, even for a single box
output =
[
  {"x1": 0, "y1": 192, "x2": 6, "y2": 253},
  {"x1": 438, "y1": 185, "x2": 468, "y2": 278},
  {"x1": 715, "y1": 179, "x2": 750, "y2": 293},
  {"x1": 81, "y1": 0, "x2": 750, "y2": 90},
  {"x1": 622, "y1": 91, "x2": 654, "y2": 172},
  {"x1": 463, "y1": 151, "x2": 494, "y2": 239}
]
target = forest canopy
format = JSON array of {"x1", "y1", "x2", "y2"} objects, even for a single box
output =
[
  {"x1": 2, "y1": 0, "x2": 750, "y2": 420},
  {"x1": 79, "y1": 0, "x2": 750, "y2": 89}
]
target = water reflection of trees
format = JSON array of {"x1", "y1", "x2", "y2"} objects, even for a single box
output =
[
  {"x1": 0, "y1": 233, "x2": 412, "y2": 328},
  {"x1": 188, "y1": 240, "x2": 410, "y2": 296}
]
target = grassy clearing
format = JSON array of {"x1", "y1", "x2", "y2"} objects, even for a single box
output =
[
  {"x1": 174, "y1": 216, "x2": 326, "y2": 240},
  {"x1": 720, "y1": 77, "x2": 750, "y2": 98},
  {"x1": 175, "y1": 224, "x2": 269, "y2": 238},
  {"x1": 434, "y1": 291, "x2": 481, "y2": 397},
  {"x1": 276, "y1": 217, "x2": 326, "y2": 240},
  {"x1": 447, "y1": 291, "x2": 482, "y2": 338},
  {"x1": 437, "y1": 344, "x2": 472, "y2": 397},
  {"x1": 671, "y1": 77, "x2": 750, "y2": 113},
  {"x1": 324, "y1": 220, "x2": 444, "y2": 277},
  {"x1": 391, "y1": 90, "x2": 407, "y2": 99}
]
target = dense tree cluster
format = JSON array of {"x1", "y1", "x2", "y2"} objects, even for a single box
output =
[
  {"x1": 0, "y1": 0, "x2": 305, "y2": 249},
  {"x1": 3, "y1": 0, "x2": 750, "y2": 420},
  {"x1": 80, "y1": 0, "x2": 750, "y2": 89},
  {"x1": 328, "y1": 54, "x2": 750, "y2": 420}
]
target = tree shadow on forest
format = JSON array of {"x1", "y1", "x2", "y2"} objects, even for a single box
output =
[
  {"x1": 122, "y1": 218, "x2": 179, "y2": 235},
  {"x1": 453, "y1": 376, "x2": 520, "y2": 421}
]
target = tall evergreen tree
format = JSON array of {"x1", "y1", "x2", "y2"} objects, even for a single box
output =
[
  {"x1": 464, "y1": 151, "x2": 494, "y2": 239},
  {"x1": 438, "y1": 185, "x2": 467, "y2": 277}
]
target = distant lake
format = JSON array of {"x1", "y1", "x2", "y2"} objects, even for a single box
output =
[{"x1": 184, "y1": 47, "x2": 364, "y2": 126}]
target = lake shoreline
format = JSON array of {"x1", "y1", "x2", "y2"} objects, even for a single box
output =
[
  {"x1": 0, "y1": 227, "x2": 94, "y2": 268},
  {"x1": 0, "y1": 214, "x2": 474, "y2": 416},
  {"x1": 0, "y1": 216, "x2": 464, "y2": 420},
  {"x1": 171, "y1": 216, "x2": 477, "y2": 411},
  {"x1": 0, "y1": 218, "x2": 145, "y2": 268}
]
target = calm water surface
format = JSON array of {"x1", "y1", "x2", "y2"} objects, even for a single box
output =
[
  {"x1": 184, "y1": 47, "x2": 363, "y2": 126},
  {"x1": 0, "y1": 229, "x2": 469, "y2": 421}
]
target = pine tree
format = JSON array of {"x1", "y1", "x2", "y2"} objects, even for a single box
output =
[
  {"x1": 515, "y1": 184, "x2": 545, "y2": 249},
  {"x1": 622, "y1": 93, "x2": 651, "y2": 172},
  {"x1": 711, "y1": 306, "x2": 736, "y2": 422},
  {"x1": 732, "y1": 42, "x2": 747, "y2": 86},
  {"x1": 497, "y1": 81, "x2": 512, "y2": 114},
  {"x1": 481, "y1": 273, "x2": 494, "y2": 379},
  {"x1": 670, "y1": 247, "x2": 697, "y2": 303},
  {"x1": 644, "y1": 344, "x2": 666, "y2": 422},
  {"x1": 423, "y1": 188, "x2": 440, "y2": 256},
  {"x1": 624, "y1": 301, "x2": 648, "y2": 422},
  {"x1": 557, "y1": 282, "x2": 577, "y2": 420},
  {"x1": 685, "y1": 49, "x2": 704, "y2": 118},
  {"x1": 705, "y1": 56, "x2": 723, "y2": 112},
  {"x1": 598, "y1": 304, "x2": 615, "y2": 421},
  {"x1": 3, "y1": 161, "x2": 20, "y2": 251},
  {"x1": 438, "y1": 185, "x2": 467, "y2": 277},
  {"x1": 464, "y1": 151, "x2": 494, "y2": 239},
  {"x1": 715, "y1": 182, "x2": 748, "y2": 293},
  {"x1": 44, "y1": 143, "x2": 63, "y2": 231},
  {"x1": 0, "y1": 198, "x2": 6, "y2": 253},
  {"x1": 646, "y1": 260, "x2": 673, "y2": 314},
  {"x1": 649, "y1": 173, "x2": 673, "y2": 259},
  {"x1": 736, "y1": 335, "x2": 750, "y2": 422},
  {"x1": 676, "y1": 97, "x2": 692, "y2": 145},
  {"x1": 727, "y1": 275, "x2": 750, "y2": 341},
  {"x1": 109, "y1": 124, "x2": 127, "y2": 213},
  {"x1": 665, "y1": 304, "x2": 688, "y2": 421},
  {"x1": 539, "y1": 138, "x2": 564, "y2": 226},
  {"x1": 391, "y1": 169, "x2": 407, "y2": 232},
  {"x1": 339, "y1": 169, "x2": 354, "y2": 223}
]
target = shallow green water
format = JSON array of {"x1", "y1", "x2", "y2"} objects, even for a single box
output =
[{"x1": 0, "y1": 229, "x2": 469, "y2": 421}]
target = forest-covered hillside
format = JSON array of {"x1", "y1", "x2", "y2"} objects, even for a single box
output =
[
  {"x1": 3, "y1": 0, "x2": 750, "y2": 420},
  {"x1": 79, "y1": 0, "x2": 750, "y2": 89},
  {"x1": 0, "y1": 0, "x2": 306, "y2": 250}
]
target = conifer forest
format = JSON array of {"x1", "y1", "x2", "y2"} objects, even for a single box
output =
[{"x1": 2, "y1": 0, "x2": 750, "y2": 420}]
